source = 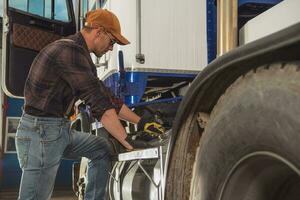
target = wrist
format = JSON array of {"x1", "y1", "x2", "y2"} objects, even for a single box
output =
[
  {"x1": 137, "y1": 115, "x2": 147, "y2": 131},
  {"x1": 136, "y1": 116, "x2": 141, "y2": 124}
]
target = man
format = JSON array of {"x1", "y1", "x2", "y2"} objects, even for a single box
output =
[{"x1": 15, "y1": 9, "x2": 163, "y2": 200}]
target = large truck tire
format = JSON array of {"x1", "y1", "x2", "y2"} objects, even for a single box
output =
[{"x1": 167, "y1": 62, "x2": 300, "y2": 200}]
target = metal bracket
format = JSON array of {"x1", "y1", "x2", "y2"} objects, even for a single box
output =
[
  {"x1": 137, "y1": 160, "x2": 160, "y2": 188},
  {"x1": 136, "y1": 53, "x2": 145, "y2": 64}
]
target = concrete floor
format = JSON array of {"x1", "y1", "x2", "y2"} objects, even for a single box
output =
[
  {"x1": 0, "y1": 189, "x2": 77, "y2": 200},
  {"x1": 51, "y1": 190, "x2": 77, "y2": 200}
]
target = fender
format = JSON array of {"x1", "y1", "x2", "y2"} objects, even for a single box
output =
[{"x1": 170, "y1": 22, "x2": 300, "y2": 152}]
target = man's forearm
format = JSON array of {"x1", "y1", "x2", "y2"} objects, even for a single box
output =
[
  {"x1": 118, "y1": 104, "x2": 141, "y2": 124},
  {"x1": 101, "y1": 108, "x2": 133, "y2": 150}
]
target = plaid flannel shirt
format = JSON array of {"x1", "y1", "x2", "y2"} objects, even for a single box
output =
[{"x1": 24, "y1": 32, "x2": 124, "y2": 119}]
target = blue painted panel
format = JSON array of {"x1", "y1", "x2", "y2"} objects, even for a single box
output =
[
  {"x1": 124, "y1": 72, "x2": 148, "y2": 105},
  {"x1": 207, "y1": 0, "x2": 217, "y2": 63},
  {"x1": 7, "y1": 98, "x2": 24, "y2": 117},
  {"x1": 103, "y1": 72, "x2": 148, "y2": 105},
  {"x1": 103, "y1": 72, "x2": 197, "y2": 106},
  {"x1": 0, "y1": 154, "x2": 22, "y2": 189},
  {"x1": 103, "y1": 73, "x2": 120, "y2": 95}
]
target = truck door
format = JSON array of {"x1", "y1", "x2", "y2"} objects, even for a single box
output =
[{"x1": 1, "y1": 0, "x2": 77, "y2": 98}]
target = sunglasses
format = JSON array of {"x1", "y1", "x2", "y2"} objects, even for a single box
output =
[{"x1": 105, "y1": 31, "x2": 117, "y2": 46}]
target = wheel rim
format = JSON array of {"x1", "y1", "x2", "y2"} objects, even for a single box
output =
[{"x1": 219, "y1": 151, "x2": 300, "y2": 200}]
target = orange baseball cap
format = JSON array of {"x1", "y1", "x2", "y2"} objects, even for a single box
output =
[{"x1": 85, "y1": 9, "x2": 130, "y2": 45}]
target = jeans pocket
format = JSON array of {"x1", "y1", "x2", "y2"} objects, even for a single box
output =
[
  {"x1": 18, "y1": 121, "x2": 38, "y2": 132},
  {"x1": 41, "y1": 125, "x2": 63, "y2": 143},
  {"x1": 15, "y1": 136, "x2": 31, "y2": 168}
]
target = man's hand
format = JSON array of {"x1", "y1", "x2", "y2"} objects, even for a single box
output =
[
  {"x1": 125, "y1": 136, "x2": 152, "y2": 149},
  {"x1": 137, "y1": 115, "x2": 165, "y2": 140},
  {"x1": 101, "y1": 109, "x2": 133, "y2": 150}
]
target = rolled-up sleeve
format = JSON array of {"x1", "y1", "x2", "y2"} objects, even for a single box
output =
[{"x1": 55, "y1": 43, "x2": 115, "y2": 119}]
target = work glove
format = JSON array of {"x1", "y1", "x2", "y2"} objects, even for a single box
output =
[
  {"x1": 108, "y1": 135, "x2": 153, "y2": 155},
  {"x1": 137, "y1": 115, "x2": 165, "y2": 141},
  {"x1": 125, "y1": 135, "x2": 153, "y2": 149}
]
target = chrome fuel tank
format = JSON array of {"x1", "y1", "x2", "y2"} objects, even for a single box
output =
[{"x1": 108, "y1": 130, "x2": 172, "y2": 200}]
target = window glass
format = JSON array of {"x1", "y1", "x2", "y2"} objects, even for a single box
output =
[
  {"x1": 89, "y1": 0, "x2": 96, "y2": 10},
  {"x1": 8, "y1": 0, "x2": 70, "y2": 22},
  {"x1": 82, "y1": 0, "x2": 88, "y2": 16},
  {"x1": 91, "y1": 3, "x2": 96, "y2": 10},
  {"x1": 99, "y1": 0, "x2": 108, "y2": 8},
  {"x1": 54, "y1": 0, "x2": 69, "y2": 22},
  {"x1": 29, "y1": 0, "x2": 44, "y2": 17},
  {"x1": 45, "y1": 0, "x2": 52, "y2": 19},
  {"x1": 82, "y1": 0, "x2": 101, "y2": 18},
  {"x1": 9, "y1": 0, "x2": 27, "y2": 12}
]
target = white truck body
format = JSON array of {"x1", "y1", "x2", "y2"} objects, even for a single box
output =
[{"x1": 96, "y1": 0, "x2": 207, "y2": 80}]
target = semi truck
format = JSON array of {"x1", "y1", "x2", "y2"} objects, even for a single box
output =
[{"x1": 1, "y1": 0, "x2": 300, "y2": 199}]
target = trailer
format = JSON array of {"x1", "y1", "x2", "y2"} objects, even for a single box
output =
[{"x1": 1, "y1": 0, "x2": 300, "y2": 199}]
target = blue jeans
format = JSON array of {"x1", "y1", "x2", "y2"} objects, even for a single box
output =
[{"x1": 15, "y1": 114, "x2": 111, "y2": 200}]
